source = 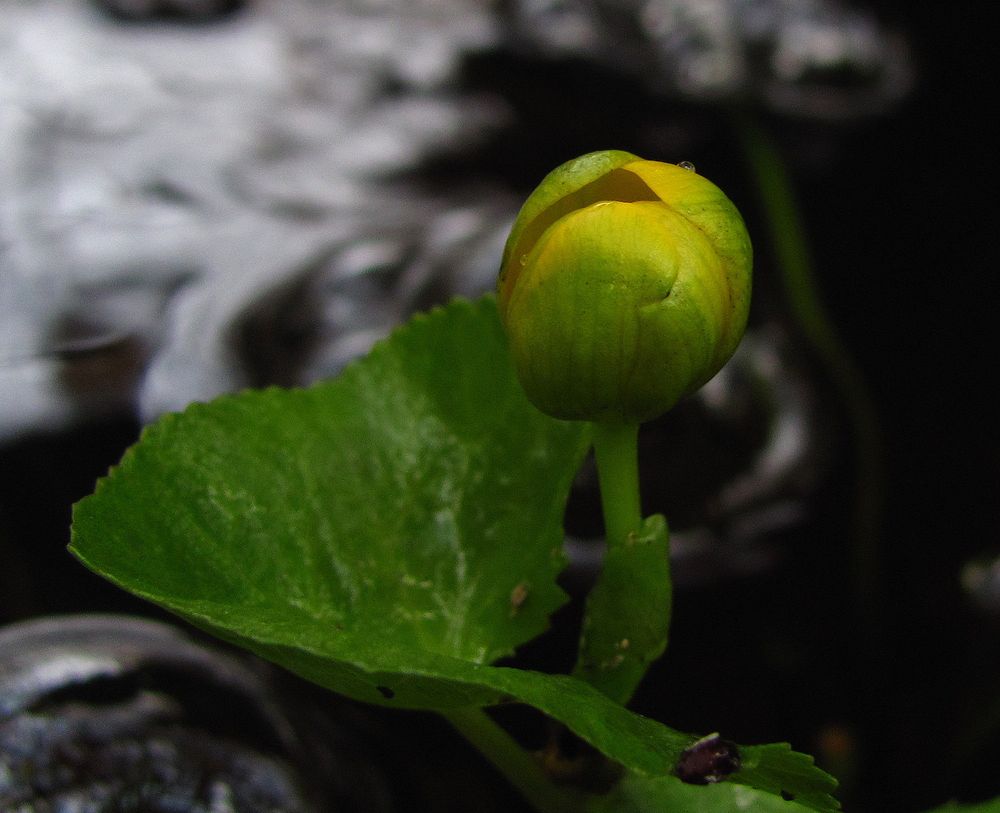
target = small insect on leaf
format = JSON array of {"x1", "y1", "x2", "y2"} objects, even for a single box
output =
[{"x1": 675, "y1": 733, "x2": 741, "y2": 785}]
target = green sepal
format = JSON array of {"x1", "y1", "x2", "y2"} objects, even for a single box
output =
[{"x1": 574, "y1": 513, "x2": 671, "y2": 704}]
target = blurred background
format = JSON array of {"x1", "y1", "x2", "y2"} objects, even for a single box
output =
[{"x1": 1, "y1": 1, "x2": 995, "y2": 811}]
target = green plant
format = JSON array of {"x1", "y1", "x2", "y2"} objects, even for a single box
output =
[{"x1": 70, "y1": 151, "x2": 965, "y2": 812}]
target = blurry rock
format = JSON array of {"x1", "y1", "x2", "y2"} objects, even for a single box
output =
[
  {"x1": 0, "y1": 0, "x2": 911, "y2": 442},
  {"x1": 0, "y1": 614, "x2": 395, "y2": 812},
  {"x1": 0, "y1": 0, "x2": 506, "y2": 440},
  {"x1": 93, "y1": 0, "x2": 246, "y2": 23},
  {"x1": 504, "y1": 0, "x2": 912, "y2": 119}
]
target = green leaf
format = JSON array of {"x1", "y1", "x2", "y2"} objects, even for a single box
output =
[
  {"x1": 737, "y1": 742, "x2": 841, "y2": 811},
  {"x1": 72, "y1": 296, "x2": 589, "y2": 699},
  {"x1": 70, "y1": 295, "x2": 837, "y2": 811},
  {"x1": 589, "y1": 772, "x2": 821, "y2": 813}
]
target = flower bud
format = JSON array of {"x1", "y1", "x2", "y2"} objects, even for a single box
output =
[{"x1": 497, "y1": 150, "x2": 752, "y2": 423}]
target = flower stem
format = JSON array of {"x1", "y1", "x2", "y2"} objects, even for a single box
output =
[
  {"x1": 590, "y1": 421, "x2": 642, "y2": 549},
  {"x1": 443, "y1": 707, "x2": 583, "y2": 813}
]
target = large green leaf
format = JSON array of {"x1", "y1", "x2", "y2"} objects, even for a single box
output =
[
  {"x1": 70, "y1": 296, "x2": 837, "y2": 810},
  {"x1": 72, "y1": 296, "x2": 589, "y2": 699}
]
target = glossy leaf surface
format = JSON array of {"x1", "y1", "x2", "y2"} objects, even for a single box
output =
[{"x1": 72, "y1": 297, "x2": 589, "y2": 702}]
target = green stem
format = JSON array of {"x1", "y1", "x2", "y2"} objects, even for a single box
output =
[
  {"x1": 443, "y1": 707, "x2": 583, "y2": 813},
  {"x1": 591, "y1": 421, "x2": 642, "y2": 549},
  {"x1": 738, "y1": 116, "x2": 885, "y2": 704},
  {"x1": 735, "y1": 114, "x2": 884, "y2": 628}
]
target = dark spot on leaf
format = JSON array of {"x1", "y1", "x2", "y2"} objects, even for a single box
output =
[
  {"x1": 376, "y1": 685, "x2": 395, "y2": 700},
  {"x1": 675, "y1": 733, "x2": 741, "y2": 785},
  {"x1": 781, "y1": 790, "x2": 796, "y2": 801}
]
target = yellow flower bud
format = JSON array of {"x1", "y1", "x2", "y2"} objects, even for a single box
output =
[{"x1": 497, "y1": 150, "x2": 752, "y2": 423}]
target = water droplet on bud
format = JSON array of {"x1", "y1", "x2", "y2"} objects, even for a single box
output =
[
  {"x1": 677, "y1": 161, "x2": 696, "y2": 172},
  {"x1": 519, "y1": 254, "x2": 529, "y2": 266}
]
